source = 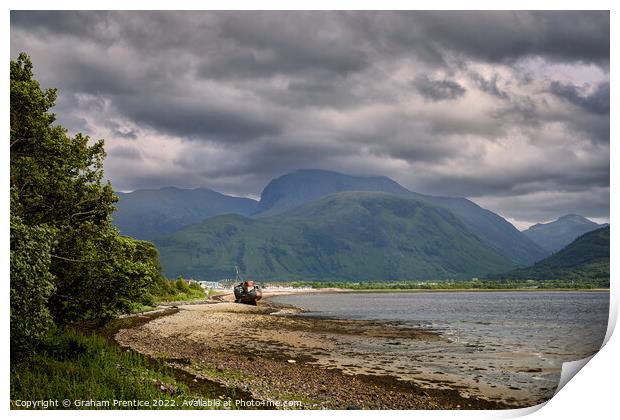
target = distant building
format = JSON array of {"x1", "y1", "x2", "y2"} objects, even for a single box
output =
[{"x1": 199, "y1": 281, "x2": 221, "y2": 289}]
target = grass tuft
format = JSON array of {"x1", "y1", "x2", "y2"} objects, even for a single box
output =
[{"x1": 10, "y1": 330, "x2": 219, "y2": 409}]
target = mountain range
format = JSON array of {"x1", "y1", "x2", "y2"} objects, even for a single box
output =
[
  {"x1": 154, "y1": 192, "x2": 516, "y2": 281},
  {"x1": 111, "y1": 169, "x2": 607, "y2": 281},
  {"x1": 255, "y1": 170, "x2": 546, "y2": 265},
  {"x1": 494, "y1": 227, "x2": 610, "y2": 282},
  {"x1": 522, "y1": 214, "x2": 608, "y2": 254}
]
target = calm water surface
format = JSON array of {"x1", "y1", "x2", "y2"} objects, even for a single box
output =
[
  {"x1": 270, "y1": 291, "x2": 608, "y2": 358},
  {"x1": 269, "y1": 291, "x2": 609, "y2": 404}
]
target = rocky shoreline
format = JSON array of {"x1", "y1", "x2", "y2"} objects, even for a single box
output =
[{"x1": 114, "y1": 297, "x2": 526, "y2": 409}]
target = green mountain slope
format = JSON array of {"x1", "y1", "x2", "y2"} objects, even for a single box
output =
[
  {"x1": 522, "y1": 214, "x2": 607, "y2": 253},
  {"x1": 112, "y1": 187, "x2": 258, "y2": 240},
  {"x1": 155, "y1": 192, "x2": 517, "y2": 281},
  {"x1": 493, "y1": 226, "x2": 610, "y2": 281},
  {"x1": 411, "y1": 193, "x2": 546, "y2": 265},
  {"x1": 255, "y1": 169, "x2": 546, "y2": 264}
]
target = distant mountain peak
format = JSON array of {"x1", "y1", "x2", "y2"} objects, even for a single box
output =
[
  {"x1": 558, "y1": 214, "x2": 588, "y2": 221},
  {"x1": 255, "y1": 169, "x2": 410, "y2": 216},
  {"x1": 252, "y1": 168, "x2": 545, "y2": 265},
  {"x1": 523, "y1": 214, "x2": 604, "y2": 254},
  {"x1": 159, "y1": 185, "x2": 215, "y2": 192}
]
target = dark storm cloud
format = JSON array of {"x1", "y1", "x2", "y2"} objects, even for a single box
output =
[
  {"x1": 12, "y1": 10, "x2": 610, "y2": 75},
  {"x1": 108, "y1": 121, "x2": 138, "y2": 140},
  {"x1": 368, "y1": 140, "x2": 462, "y2": 164},
  {"x1": 549, "y1": 81, "x2": 610, "y2": 115},
  {"x1": 417, "y1": 156, "x2": 610, "y2": 198},
  {"x1": 489, "y1": 95, "x2": 539, "y2": 127},
  {"x1": 118, "y1": 94, "x2": 282, "y2": 143},
  {"x1": 49, "y1": 55, "x2": 142, "y2": 96},
  {"x1": 10, "y1": 10, "x2": 610, "y2": 225},
  {"x1": 470, "y1": 72, "x2": 510, "y2": 100},
  {"x1": 413, "y1": 75, "x2": 466, "y2": 101},
  {"x1": 10, "y1": 10, "x2": 112, "y2": 41},
  {"x1": 200, "y1": 12, "x2": 369, "y2": 79},
  {"x1": 379, "y1": 11, "x2": 610, "y2": 67}
]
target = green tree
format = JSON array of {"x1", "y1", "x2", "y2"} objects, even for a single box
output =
[
  {"x1": 49, "y1": 228, "x2": 163, "y2": 322},
  {"x1": 11, "y1": 54, "x2": 116, "y2": 228},
  {"x1": 10, "y1": 52, "x2": 161, "y2": 337}
]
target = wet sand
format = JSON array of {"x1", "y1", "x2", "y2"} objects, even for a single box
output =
[{"x1": 114, "y1": 294, "x2": 529, "y2": 409}]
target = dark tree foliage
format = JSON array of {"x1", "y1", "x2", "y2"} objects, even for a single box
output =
[
  {"x1": 10, "y1": 53, "x2": 162, "y2": 354},
  {"x1": 11, "y1": 54, "x2": 115, "y2": 228},
  {"x1": 10, "y1": 213, "x2": 56, "y2": 359}
]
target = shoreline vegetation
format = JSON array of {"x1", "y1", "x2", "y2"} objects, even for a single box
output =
[
  {"x1": 10, "y1": 305, "x2": 251, "y2": 410},
  {"x1": 129, "y1": 278, "x2": 208, "y2": 313},
  {"x1": 291, "y1": 287, "x2": 609, "y2": 293},
  {"x1": 272, "y1": 279, "x2": 609, "y2": 291}
]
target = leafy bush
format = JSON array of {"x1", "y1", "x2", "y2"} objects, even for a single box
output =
[
  {"x1": 189, "y1": 282, "x2": 203, "y2": 291},
  {"x1": 175, "y1": 278, "x2": 191, "y2": 293},
  {"x1": 49, "y1": 232, "x2": 163, "y2": 324},
  {"x1": 145, "y1": 278, "x2": 205, "y2": 303},
  {"x1": 10, "y1": 215, "x2": 56, "y2": 359}
]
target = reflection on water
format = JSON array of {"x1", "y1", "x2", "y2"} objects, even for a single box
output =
[{"x1": 270, "y1": 291, "x2": 609, "y2": 404}]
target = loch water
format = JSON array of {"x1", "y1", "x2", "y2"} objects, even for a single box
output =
[{"x1": 269, "y1": 291, "x2": 609, "y2": 404}]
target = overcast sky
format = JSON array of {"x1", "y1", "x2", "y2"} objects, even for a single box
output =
[{"x1": 10, "y1": 11, "x2": 609, "y2": 229}]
